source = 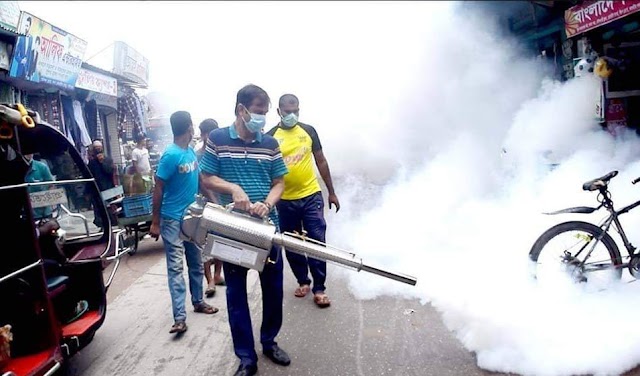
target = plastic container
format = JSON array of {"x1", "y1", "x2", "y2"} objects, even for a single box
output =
[{"x1": 122, "y1": 194, "x2": 153, "y2": 218}]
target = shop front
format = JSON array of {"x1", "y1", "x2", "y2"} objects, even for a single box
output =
[{"x1": 564, "y1": 0, "x2": 640, "y2": 136}]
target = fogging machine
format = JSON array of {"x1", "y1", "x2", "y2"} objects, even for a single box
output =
[{"x1": 180, "y1": 197, "x2": 417, "y2": 286}]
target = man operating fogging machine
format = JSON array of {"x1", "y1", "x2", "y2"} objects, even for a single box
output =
[{"x1": 194, "y1": 85, "x2": 417, "y2": 376}]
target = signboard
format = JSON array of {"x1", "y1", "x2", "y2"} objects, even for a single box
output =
[
  {"x1": 29, "y1": 188, "x2": 68, "y2": 208},
  {"x1": 9, "y1": 12, "x2": 88, "y2": 90},
  {"x1": 88, "y1": 91, "x2": 118, "y2": 109},
  {"x1": 113, "y1": 41, "x2": 149, "y2": 87},
  {"x1": 565, "y1": 0, "x2": 640, "y2": 38},
  {"x1": 0, "y1": 1, "x2": 20, "y2": 32},
  {"x1": 75, "y1": 67, "x2": 117, "y2": 96}
]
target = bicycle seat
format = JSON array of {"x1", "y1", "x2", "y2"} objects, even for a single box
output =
[{"x1": 582, "y1": 170, "x2": 618, "y2": 191}]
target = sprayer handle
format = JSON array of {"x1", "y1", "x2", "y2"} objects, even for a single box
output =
[{"x1": 225, "y1": 202, "x2": 273, "y2": 224}]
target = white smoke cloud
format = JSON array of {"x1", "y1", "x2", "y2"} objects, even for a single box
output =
[{"x1": 322, "y1": 4, "x2": 640, "y2": 376}]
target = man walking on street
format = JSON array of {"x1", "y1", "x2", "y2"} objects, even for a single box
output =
[
  {"x1": 150, "y1": 111, "x2": 218, "y2": 335},
  {"x1": 200, "y1": 84, "x2": 290, "y2": 376},
  {"x1": 196, "y1": 118, "x2": 225, "y2": 297},
  {"x1": 267, "y1": 94, "x2": 340, "y2": 308}
]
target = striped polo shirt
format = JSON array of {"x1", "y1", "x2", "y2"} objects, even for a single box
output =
[{"x1": 200, "y1": 124, "x2": 288, "y2": 224}]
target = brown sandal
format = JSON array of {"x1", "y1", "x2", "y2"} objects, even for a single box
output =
[
  {"x1": 194, "y1": 302, "x2": 219, "y2": 314},
  {"x1": 294, "y1": 284, "x2": 311, "y2": 298},
  {"x1": 314, "y1": 293, "x2": 331, "y2": 308},
  {"x1": 169, "y1": 321, "x2": 187, "y2": 334}
]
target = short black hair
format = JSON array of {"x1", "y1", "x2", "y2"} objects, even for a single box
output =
[
  {"x1": 235, "y1": 84, "x2": 270, "y2": 115},
  {"x1": 279, "y1": 94, "x2": 299, "y2": 108},
  {"x1": 199, "y1": 118, "x2": 219, "y2": 134},
  {"x1": 170, "y1": 111, "x2": 193, "y2": 137}
]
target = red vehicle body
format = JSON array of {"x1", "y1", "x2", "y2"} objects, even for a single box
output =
[{"x1": 0, "y1": 105, "x2": 126, "y2": 376}]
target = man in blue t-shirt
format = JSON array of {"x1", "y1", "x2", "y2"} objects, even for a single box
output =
[
  {"x1": 150, "y1": 111, "x2": 218, "y2": 335},
  {"x1": 200, "y1": 84, "x2": 289, "y2": 376},
  {"x1": 24, "y1": 154, "x2": 55, "y2": 220}
]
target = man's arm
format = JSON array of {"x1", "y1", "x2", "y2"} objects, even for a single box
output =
[
  {"x1": 199, "y1": 138, "x2": 251, "y2": 210},
  {"x1": 313, "y1": 149, "x2": 337, "y2": 196},
  {"x1": 313, "y1": 149, "x2": 340, "y2": 212},
  {"x1": 149, "y1": 176, "x2": 163, "y2": 240},
  {"x1": 264, "y1": 176, "x2": 285, "y2": 209},
  {"x1": 200, "y1": 173, "x2": 250, "y2": 210}
]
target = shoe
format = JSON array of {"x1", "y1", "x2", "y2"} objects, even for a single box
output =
[
  {"x1": 169, "y1": 321, "x2": 187, "y2": 334},
  {"x1": 263, "y1": 345, "x2": 291, "y2": 366},
  {"x1": 233, "y1": 364, "x2": 257, "y2": 376}
]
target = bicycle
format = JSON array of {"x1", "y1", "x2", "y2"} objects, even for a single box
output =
[{"x1": 529, "y1": 170, "x2": 640, "y2": 286}]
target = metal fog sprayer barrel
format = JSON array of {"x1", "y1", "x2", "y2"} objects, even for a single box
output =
[{"x1": 180, "y1": 199, "x2": 417, "y2": 286}]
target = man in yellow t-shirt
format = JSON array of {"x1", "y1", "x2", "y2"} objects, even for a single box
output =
[{"x1": 266, "y1": 94, "x2": 340, "y2": 308}]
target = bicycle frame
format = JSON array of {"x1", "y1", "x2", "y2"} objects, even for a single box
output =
[{"x1": 580, "y1": 190, "x2": 640, "y2": 265}]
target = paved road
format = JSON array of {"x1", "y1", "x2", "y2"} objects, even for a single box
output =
[{"x1": 66, "y1": 238, "x2": 640, "y2": 376}]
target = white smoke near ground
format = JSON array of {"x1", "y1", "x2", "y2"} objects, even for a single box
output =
[{"x1": 320, "y1": 4, "x2": 640, "y2": 376}]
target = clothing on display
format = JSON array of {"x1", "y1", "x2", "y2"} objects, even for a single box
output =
[
  {"x1": 118, "y1": 88, "x2": 147, "y2": 140},
  {"x1": 72, "y1": 100, "x2": 92, "y2": 147}
]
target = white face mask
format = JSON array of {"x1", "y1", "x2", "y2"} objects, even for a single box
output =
[
  {"x1": 241, "y1": 106, "x2": 267, "y2": 133},
  {"x1": 281, "y1": 113, "x2": 298, "y2": 128}
]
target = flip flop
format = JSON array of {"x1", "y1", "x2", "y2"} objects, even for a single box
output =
[
  {"x1": 314, "y1": 293, "x2": 331, "y2": 308},
  {"x1": 214, "y1": 279, "x2": 226, "y2": 286},
  {"x1": 294, "y1": 284, "x2": 310, "y2": 298},
  {"x1": 205, "y1": 286, "x2": 216, "y2": 298}
]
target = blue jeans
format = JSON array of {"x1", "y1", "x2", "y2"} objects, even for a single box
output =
[
  {"x1": 224, "y1": 246, "x2": 283, "y2": 366},
  {"x1": 277, "y1": 191, "x2": 327, "y2": 294},
  {"x1": 160, "y1": 218, "x2": 204, "y2": 322}
]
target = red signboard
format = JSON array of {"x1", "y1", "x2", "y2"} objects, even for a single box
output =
[{"x1": 565, "y1": 0, "x2": 640, "y2": 38}]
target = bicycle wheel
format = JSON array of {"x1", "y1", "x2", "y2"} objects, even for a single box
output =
[{"x1": 529, "y1": 221, "x2": 623, "y2": 287}]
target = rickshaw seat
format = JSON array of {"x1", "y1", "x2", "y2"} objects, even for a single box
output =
[{"x1": 42, "y1": 259, "x2": 69, "y2": 298}]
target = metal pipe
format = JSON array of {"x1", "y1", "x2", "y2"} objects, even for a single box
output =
[
  {"x1": 275, "y1": 233, "x2": 417, "y2": 286},
  {"x1": 274, "y1": 233, "x2": 364, "y2": 271}
]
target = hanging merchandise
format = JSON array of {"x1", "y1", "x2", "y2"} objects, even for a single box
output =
[
  {"x1": 61, "y1": 96, "x2": 89, "y2": 162},
  {"x1": 72, "y1": 100, "x2": 92, "y2": 146},
  {"x1": 132, "y1": 91, "x2": 147, "y2": 134},
  {"x1": 84, "y1": 100, "x2": 99, "y2": 140},
  {"x1": 117, "y1": 88, "x2": 143, "y2": 141},
  {"x1": 96, "y1": 110, "x2": 103, "y2": 140}
]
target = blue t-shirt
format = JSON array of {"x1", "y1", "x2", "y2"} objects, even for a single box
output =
[{"x1": 156, "y1": 144, "x2": 199, "y2": 221}]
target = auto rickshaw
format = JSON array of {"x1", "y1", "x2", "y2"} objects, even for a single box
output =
[{"x1": 0, "y1": 104, "x2": 129, "y2": 375}]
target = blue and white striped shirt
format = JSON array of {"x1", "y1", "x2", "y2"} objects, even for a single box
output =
[{"x1": 200, "y1": 124, "x2": 288, "y2": 224}]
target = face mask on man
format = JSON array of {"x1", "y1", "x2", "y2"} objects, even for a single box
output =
[
  {"x1": 241, "y1": 105, "x2": 266, "y2": 133},
  {"x1": 280, "y1": 113, "x2": 298, "y2": 128}
]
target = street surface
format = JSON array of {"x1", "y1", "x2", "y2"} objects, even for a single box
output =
[{"x1": 65, "y1": 238, "x2": 640, "y2": 376}]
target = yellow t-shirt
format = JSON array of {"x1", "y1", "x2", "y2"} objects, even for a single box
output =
[{"x1": 267, "y1": 122, "x2": 322, "y2": 200}]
